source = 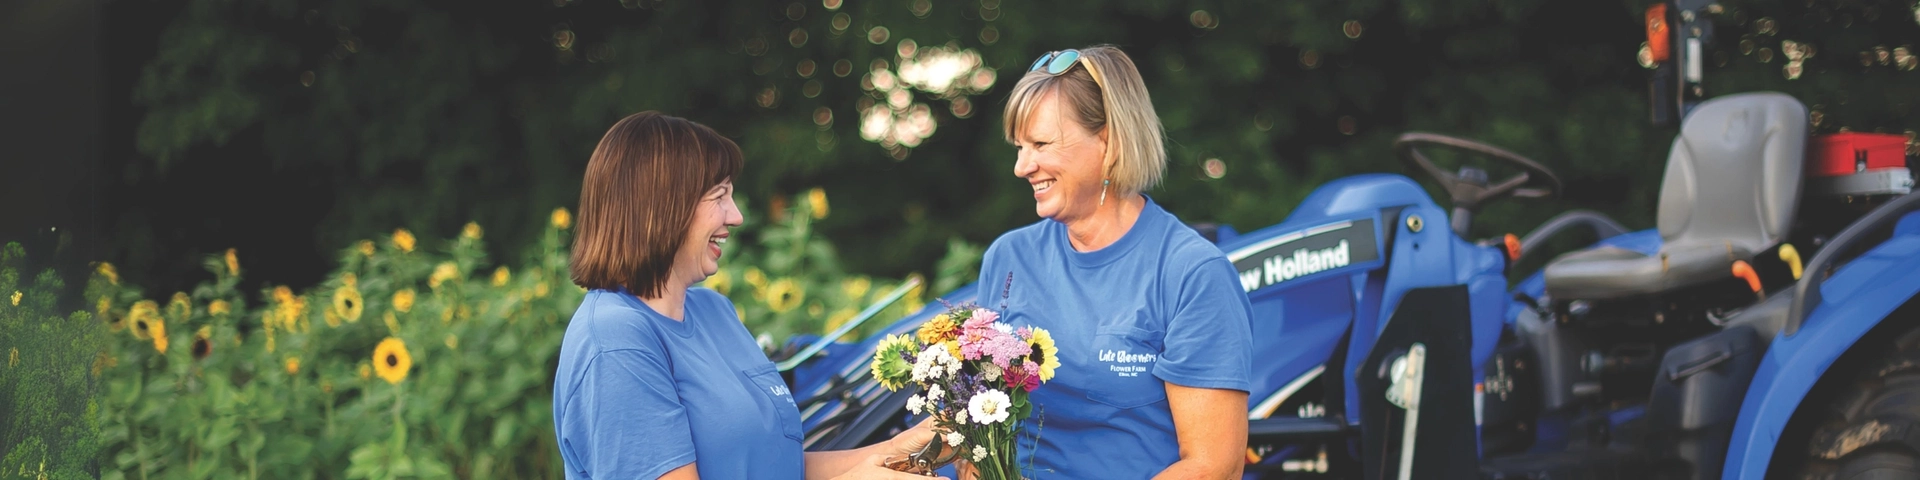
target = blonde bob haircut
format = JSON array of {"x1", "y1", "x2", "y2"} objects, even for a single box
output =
[{"x1": 1002, "y1": 45, "x2": 1166, "y2": 195}]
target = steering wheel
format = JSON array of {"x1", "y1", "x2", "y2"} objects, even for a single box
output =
[{"x1": 1393, "y1": 132, "x2": 1562, "y2": 211}]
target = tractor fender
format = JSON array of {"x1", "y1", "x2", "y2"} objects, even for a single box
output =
[{"x1": 1724, "y1": 210, "x2": 1920, "y2": 479}]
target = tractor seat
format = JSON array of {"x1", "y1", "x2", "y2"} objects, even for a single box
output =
[{"x1": 1544, "y1": 92, "x2": 1807, "y2": 300}]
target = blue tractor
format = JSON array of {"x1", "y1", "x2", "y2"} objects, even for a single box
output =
[{"x1": 775, "y1": 14, "x2": 1920, "y2": 480}]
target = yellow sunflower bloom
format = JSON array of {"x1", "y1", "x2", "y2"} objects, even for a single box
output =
[
  {"x1": 168, "y1": 292, "x2": 192, "y2": 321},
  {"x1": 96, "y1": 262, "x2": 118, "y2": 285},
  {"x1": 735, "y1": 305, "x2": 746, "y2": 323},
  {"x1": 357, "y1": 361, "x2": 371, "y2": 380},
  {"x1": 393, "y1": 228, "x2": 416, "y2": 253},
  {"x1": 392, "y1": 288, "x2": 416, "y2": 313},
  {"x1": 869, "y1": 334, "x2": 917, "y2": 391},
  {"x1": 1028, "y1": 328, "x2": 1060, "y2": 382},
  {"x1": 444, "y1": 333, "x2": 458, "y2": 350},
  {"x1": 705, "y1": 269, "x2": 731, "y2": 295},
  {"x1": 98, "y1": 296, "x2": 120, "y2": 331},
  {"x1": 492, "y1": 266, "x2": 511, "y2": 287},
  {"x1": 842, "y1": 277, "x2": 871, "y2": 300},
  {"x1": 534, "y1": 281, "x2": 551, "y2": 298},
  {"x1": 129, "y1": 300, "x2": 159, "y2": 341},
  {"x1": 224, "y1": 248, "x2": 240, "y2": 277},
  {"x1": 765, "y1": 278, "x2": 803, "y2": 313},
  {"x1": 285, "y1": 356, "x2": 301, "y2": 375},
  {"x1": 462, "y1": 222, "x2": 483, "y2": 240},
  {"x1": 917, "y1": 314, "x2": 958, "y2": 344},
  {"x1": 332, "y1": 282, "x2": 364, "y2": 324},
  {"x1": 8, "y1": 291, "x2": 17, "y2": 306},
  {"x1": 356, "y1": 240, "x2": 376, "y2": 257},
  {"x1": 807, "y1": 187, "x2": 829, "y2": 219},
  {"x1": 150, "y1": 316, "x2": 169, "y2": 354},
  {"x1": 273, "y1": 287, "x2": 307, "y2": 332},
  {"x1": 209, "y1": 299, "x2": 231, "y2": 316},
  {"x1": 744, "y1": 268, "x2": 769, "y2": 296},
  {"x1": 430, "y1": 262, "x2": 460, "y2": 290},
  {"x1": 373, "y1": 337, "x2": 412, "y2": 384},
  {"x1": 551, "y1": 207, "x2": 572, "y2": 230}
]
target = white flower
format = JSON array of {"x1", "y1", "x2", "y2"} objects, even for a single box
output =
[
  {"x1": 926, "y1": 384, "x2": 944, "y2": 399},
  {"x1": 967, "y1": 390, "x2": 1012, "y2": 425},
  {"x1": 907, "y1": 394, "x2": 926, "y2": 414},
  {"x1": 980, "y1": 363, "x2": 1003, "y2": 382},
  {"x1": 910, "y1": 361, "x2": 932, "y2": 382},
  {"x1": 912, "y1": 346, "x2": 953, "y2": 382},
  {"x1": 972, "y1": 445, "x2": 988, "y2": 461},
  {"x1": 945, "y1": 431, "x2": 965, "y2": 446},
  {"x1": 992, "y1": 322, "x2": 1013, "y2": 334}
]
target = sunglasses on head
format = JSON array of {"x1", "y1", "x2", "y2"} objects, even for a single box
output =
[{"x1": 1028, "y1": 49, "x2": 1105, "y2": 89}]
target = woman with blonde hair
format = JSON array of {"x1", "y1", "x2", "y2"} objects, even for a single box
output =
[{"x1": 975, "y1": 45, "x2": 1253, "y2": 478}]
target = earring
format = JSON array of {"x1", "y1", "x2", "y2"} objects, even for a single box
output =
[{"x1": 1099, "y1": 178, "x2": 1110, "y2": 206}]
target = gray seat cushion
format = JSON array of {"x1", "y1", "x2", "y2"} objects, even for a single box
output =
[
  {"x1": 1542, "y1": 242, "x2": 1749, "y2": 300},
  {"x1": 1544, "y1": 92, "x2": 1805, "y2": 300}
]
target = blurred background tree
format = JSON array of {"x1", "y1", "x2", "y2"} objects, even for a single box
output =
[{"x1": 60, "y1": 0, "x2": 1920, "y2": 294}]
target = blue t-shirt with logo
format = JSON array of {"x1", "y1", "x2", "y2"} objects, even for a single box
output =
[
  {"x1": 552, "y1": 287, "x2": 804, "y2": 479},
  {"x1": 975, "y1": 197, "x2": 1255, "y2": 479}
]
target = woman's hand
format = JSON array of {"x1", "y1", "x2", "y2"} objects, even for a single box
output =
[
  {"x1": 831, "y1": 454, "x2": 951, "y2": 480},
  {"x1": 805, "y1": 418, "x2": 950, "y2": 479},
  {"x1": 883, "y1": 417, "x2": 941, "y2": 459}
]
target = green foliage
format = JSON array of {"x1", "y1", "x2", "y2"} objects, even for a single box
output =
[
  {"x1": 121, "y1": 0, "x2": 1888, "y2": 289},
  {"x1": 0, "y1": 242, "x2": 108, "y2": 480},
  {"x1": 70, "y1": 190, "x2": 975, "y2": 478}
]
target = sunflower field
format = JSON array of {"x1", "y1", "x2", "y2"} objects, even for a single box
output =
[{"x1": 2, "y1": 189, "x2": 978, "y2": 479}]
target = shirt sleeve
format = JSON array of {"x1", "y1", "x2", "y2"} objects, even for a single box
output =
[
  {"x1": 1152, "y1": 257, "x2": 1255, "y2": 392},
  {"x1": 579, "y1": 348, "x2": 696, "y2": 479}
]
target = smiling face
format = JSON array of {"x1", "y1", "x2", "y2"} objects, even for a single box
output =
[
  {"x1": 1012, "y1": 90, "x2": 1109, "y2": 224},
  {"x1": 671, "y1": 179, "x2": 743, "y2": 287}
]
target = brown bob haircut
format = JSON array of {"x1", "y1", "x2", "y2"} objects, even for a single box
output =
[{"x1": 570, "y1": 111, "x2": 743, "y2": 298}]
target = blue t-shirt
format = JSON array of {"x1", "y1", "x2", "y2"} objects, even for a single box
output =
[
  {"x1": 975, "y1": 197, "x2": 1254, "y2": 479},
  {"x1": 551, "y1": 287, "x2": 804, "y2": 479}
]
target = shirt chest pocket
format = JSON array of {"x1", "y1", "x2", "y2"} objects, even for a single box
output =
[
  {"x1": 1086, "y1": 325, "x2": 1167, "y2": 409},
  {"x1": 741, "y1": 363, "x2": 804, "y2": 441}
]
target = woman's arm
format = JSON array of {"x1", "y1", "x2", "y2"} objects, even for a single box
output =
[
  {"x1": 1152, "y1": 383, "x2": 1249, "y2": 480},
  {"x1": 659, "y1": 463, "x2": 699, "y2": 479}
]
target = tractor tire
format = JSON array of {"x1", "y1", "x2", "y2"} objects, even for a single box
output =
[{"x1": 1798, "y1": 330, "x2": 1920, "y2": 479}]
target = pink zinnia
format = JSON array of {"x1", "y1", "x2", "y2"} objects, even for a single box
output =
[
  {"x1": 963, "y1": 308, "x2": 998, "y2": 330},
  {"x1": 958, "y1": 331, "x2": 988, "y2": 360}
]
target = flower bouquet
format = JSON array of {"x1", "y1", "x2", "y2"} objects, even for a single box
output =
[{"x1": 870, "y1": 304, "x2": 1058, "y2": 480}]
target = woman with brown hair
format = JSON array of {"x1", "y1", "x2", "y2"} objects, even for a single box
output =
[{"x1": 550, "y1": 111, "x2": 941, "y2": 480}]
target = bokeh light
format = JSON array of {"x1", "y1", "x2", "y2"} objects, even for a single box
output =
[
  {"x1": 1203, "y1": 158, "x2": 1226, "y2": 179},
  {"x1": 856, "y1": 42, "x2": 997, "y2": 157}
]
